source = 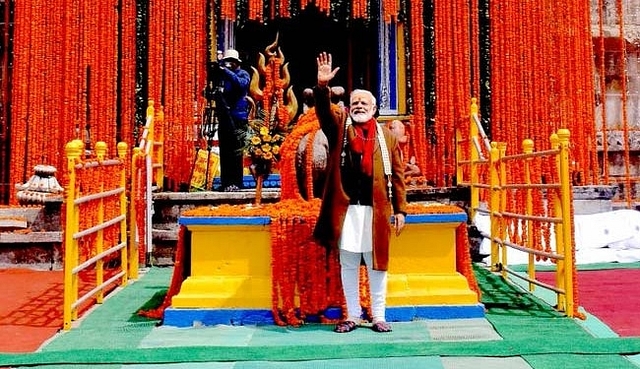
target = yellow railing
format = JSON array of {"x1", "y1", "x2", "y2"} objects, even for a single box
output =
[
  {"x1": 456, "y1": 97, "x2": 491, "y2": 222},
  {"x1": 147, "y1": 100, "x2": 165, "y2": 190},
  {"x1": 63, "y1": 140, "x2": 135, "y2": 330},
  {"x1": 130, "y1": 100, "x2": 159, "y2": 267},
  {"x1": 457, "y1": 99, "x2": 578, "y2": 318}
]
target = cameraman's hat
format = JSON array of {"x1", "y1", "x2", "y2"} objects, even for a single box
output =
[{"x1": 223, "y1": 49, "x2": 241, "y2": 63}]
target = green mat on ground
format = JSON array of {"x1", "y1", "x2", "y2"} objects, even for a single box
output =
[
  {"x1": 1, "y1": 265, "x2": 640, "y2": 368},
  {"x1": 2, "y1": 337, "x2": 640, "y2": 366}
]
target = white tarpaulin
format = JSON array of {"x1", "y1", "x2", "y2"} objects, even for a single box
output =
[{"x1": 474, "y1": 209, "x2": 640, "y2": 265}]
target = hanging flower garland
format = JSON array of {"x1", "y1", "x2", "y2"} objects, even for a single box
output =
[
  {"x1": 249, "y1": 0, "x2": 263, "y2": 21},
  {"x1": 220, "y1": 0, "x2": 236, "y2": 20},
  {"x1": 489, "y1": 0, "x2": 596, "y2": 199},
  {"x1": 352, "y1": 0, "x2": 367, "y2": 19},
  {"x1": 304, "y1": 129, "x2": 319, "y2": 200},
  {"x1": 138, "y1": 224, "x2": 188, "y2": 319},
  {"x1": 382, "y1": 0, "x2": 398, "y2": 23},
  {"x1": 279, "y1": 108, "x2": 321, "y2": 200},
  {"x1": 409, "y1": 0, "x2": 428, "y2": 184},
  {"x1": 456, "y1": 223, "x2": 481, "y2": 299}
]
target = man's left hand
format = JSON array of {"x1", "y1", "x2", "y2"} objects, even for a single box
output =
[{"x1": 394, "y1": 213, "x2": 405, "y2": 236}]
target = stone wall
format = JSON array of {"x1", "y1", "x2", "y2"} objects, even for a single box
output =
[
  {"x1": 573, "y1": 185, "x2": 618, "y2": 215},
  {"x1": 0, "y1": 202, "x2": 62, "y2": 269},
  {"x1": 596, "y1": 130, "x2": 640, "y2": 201}
]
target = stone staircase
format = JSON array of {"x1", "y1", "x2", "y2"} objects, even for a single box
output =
[
  {"x1": 0, "y1": 202, "x2": 63, "y2": 269},
  {"x1": 150, "y1": 189, "x2": 281, "y2": 265}
]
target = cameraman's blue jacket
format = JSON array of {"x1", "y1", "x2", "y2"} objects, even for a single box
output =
[{"x1": 221, "y1": 67, "x2": 251, "y2": 121}]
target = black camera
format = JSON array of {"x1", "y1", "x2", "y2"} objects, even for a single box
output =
[
  {"x1": 208, "y1": 61, "x2": 226, "y2": 80},
  {"x1": 202, "y1": 61, "x2": 226, "y2": 101}
]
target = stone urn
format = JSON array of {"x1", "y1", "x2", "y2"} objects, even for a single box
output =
[{"x1": 15, "y1": 165, "x2": 64, "y2": 204}]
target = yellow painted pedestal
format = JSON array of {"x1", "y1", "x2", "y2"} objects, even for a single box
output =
[
  {"x1": 171, "y1": 218, "x2": 272, "y2": 309},
  {"x1": 388, "y1": 219, "x2": 478, "y2": 305},
  {"x1": 164, "y1": 211, "x2": 482, "y2": 327}
]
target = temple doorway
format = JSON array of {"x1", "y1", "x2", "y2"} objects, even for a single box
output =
[{"x1": 234, "y1": 7, "x2": 379, "y2": 112}]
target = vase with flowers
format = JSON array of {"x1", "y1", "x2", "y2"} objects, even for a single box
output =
[{"x1": 245, "y1": 119, "x2": 287, "y2": 205}]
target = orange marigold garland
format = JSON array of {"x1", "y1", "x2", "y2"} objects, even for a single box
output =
[
  {"x1": 567, "y1": 183, "x2": 584, "y2": 320},
  {"x1": 359, "y1": 265, "x2": 371, "y2": 318},
  {"x1": 304, "y1": 130, "x2": 318, "y2": 200},
  {"x1": 456, "y1": 223, "x2": 481, "y2": 299},
  {"x1": 279, "y1": 109, "x2": 320, "y2": 200},
  {"x1": 220, "y1": 0, "x2": 235, "y2": 20},
  {"x1": 270, "y1": 215, "x2": 284, "y2": 325}
]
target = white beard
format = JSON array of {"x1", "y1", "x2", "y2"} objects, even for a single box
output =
[{"x1": 351, "y1": 111, "x2": 373, "y2": 123}]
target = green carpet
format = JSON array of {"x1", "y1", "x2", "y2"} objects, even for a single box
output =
[
  {"x1": 478, "y1": 265, "x2": 640, "y2": 368},
  {"x1": 2, "y1": 265, "x2": 640, "y2": 368},
  {"x1": 127, "y1": 356, "x2": 445, "y2": 369},
  {"x1": 40, "y1": 268, "x2": 169, "y2": 352},
  {"x1": 2, "y1": 337, "x2": 640, "y2": 366}
]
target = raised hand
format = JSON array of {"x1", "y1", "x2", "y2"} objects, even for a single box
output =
[{"x1": 316, "y1": 52, "x2": 340, "y2": 88}]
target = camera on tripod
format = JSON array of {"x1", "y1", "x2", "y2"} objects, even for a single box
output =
[
  {"x1": 202, "y1": 61, "x2": 226, "y2": 102},
  {"x1": 210, "y1": 61, "x2": 226, "y2": 83},
  {"x1": 203, "y1": 61, "x2": 224, "y2": 101},
  {"x1": 200, "y1": 61, "x2": 228, "y2": 141}
]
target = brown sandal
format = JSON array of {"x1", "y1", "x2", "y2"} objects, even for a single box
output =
[
  {"x1": 371, "y1": 321, "x2": 392, "y2": 333},
  {"x1": 334, "y1": 320, "x2": 357, "y2": 333}
]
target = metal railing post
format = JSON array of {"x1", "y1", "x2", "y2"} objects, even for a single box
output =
[
  {"x1": 63, "y1": 140, "x2": 82, "y2": 331},
  {"x1": 489, "y1": 142, "x2": 500, "y2": 271},
  {"x1": 469, "y1": 98, "x2": 480, "y2": 221},
  {"x1": 522, "y1": 139, "x2": 535, "y2": 291},
  {"x1": 558, "y1": 129, "x2": 574, "y2": 317}
]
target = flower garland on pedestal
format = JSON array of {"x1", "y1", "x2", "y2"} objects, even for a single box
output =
[{"x1": 279, "y1": 108, "x2": 321, "y2": 201}]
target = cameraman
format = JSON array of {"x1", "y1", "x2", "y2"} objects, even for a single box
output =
[
  {"x1": 201, "y1": 54, "x2": 222, "y2": 142},
  {"x1": 204, "y1": 50, "x2": 225, "y2": 99},
  {"x1": 211, "y1": 49, "x2": 251, "y2": 192}
]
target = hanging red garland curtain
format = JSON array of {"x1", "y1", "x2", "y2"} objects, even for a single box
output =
[
  {"x1": 489, "y1": 0, "x2": 596, "y2": 182},
  {"x1": 430, "y1": 0, "x2": 476, "y2": 187},
  {"x1": 216, "y1": 0, "x2": 399, "y2": 22},
  {"x1": 9, "y1": 0, "x2": 138, "y2": 204},
  {"x1": 147, "y1": 0, "x2": 208, "y2": 190},
  {"x1": 487, "y1": 0, "x2": 594, "y2": 319}
]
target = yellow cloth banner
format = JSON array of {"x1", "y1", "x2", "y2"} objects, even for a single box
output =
[{"x1": 190, "y1": 149, "x2": 220, "y2": 191}]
